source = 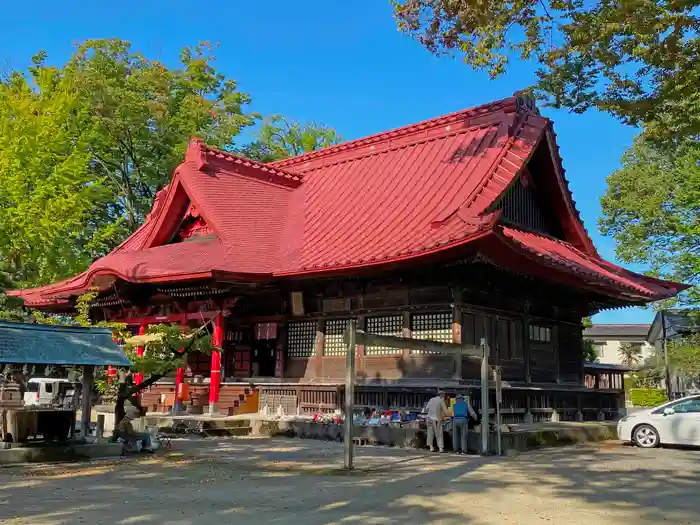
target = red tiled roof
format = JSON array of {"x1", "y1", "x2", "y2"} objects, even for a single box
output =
[
  {"x1": 11, "y1": 93, "x2": 688, "y2": 307},
  {"x1": 493, "y1": 228, "x2": 687, "y2": 300}
]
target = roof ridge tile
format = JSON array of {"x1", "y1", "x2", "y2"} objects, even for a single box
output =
[{"x1": 270, "y1": 97, "x2": 521, "y2": 170}]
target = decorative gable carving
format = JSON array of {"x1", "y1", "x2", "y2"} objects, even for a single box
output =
[{"x1": 171, "y1": 204, "x2": 213, "y2": 243}]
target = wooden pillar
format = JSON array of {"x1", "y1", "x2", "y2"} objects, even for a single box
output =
[
  {"x1": 356, "y1": 315, "x2": 366, "y2": 373},
  {"x1": 208, "y1": 314, "x2": 224, "y2": 415},
  {"x1": 80, "y1": 365, "x2": 94, "y2": 441},
  {"x1": 402, "y1": 311, "x2": 411, "y2": 361},
  {"x1": 275, "y1": 322, "x2": 286, "y2": 379},
  {"x1": 313, "y1": 319, "x2": 324, "y2": 379},
  {"x1": 523, "y1": 313, "x2": 531, "y2": 384},
  {"x1": 553, "y1": 323, "x2": 560, "y2": 384},
  {"x1": 452, "y1": 304, "x2": 463, "y2": 380},
  {"x1": 134, "y1": 323, "x2": 148, "y2": 385}
]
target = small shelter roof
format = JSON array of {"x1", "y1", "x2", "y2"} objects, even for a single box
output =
[{"x1": 0, "y1": 322, "x2": 130, "y2": 366}]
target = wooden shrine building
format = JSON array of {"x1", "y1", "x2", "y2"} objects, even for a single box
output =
[{"x1": 12, "y1": 93, "x2": 688, "y2": 422}]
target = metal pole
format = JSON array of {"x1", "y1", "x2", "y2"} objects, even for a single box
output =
[
  {"x1": 480, "y1": 338, "x2": 490, "y2": 455},
  {"x1": 493, "y1": 366, "x2": 502, "y2": 456},
  {"x1": 661, "y1": 310, "x2": 672, "y2": 400},
  {"x1": 344, "y1": 319, "x2": 357, "y2": 470}
]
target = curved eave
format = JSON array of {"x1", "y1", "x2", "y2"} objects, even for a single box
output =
[{"x1": 490, "y1": 228, "x2": 686, "y2": 303}]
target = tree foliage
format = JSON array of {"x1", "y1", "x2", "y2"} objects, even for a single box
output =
[
  {"x1": 618, "y1": 342, "x2": 643, "y2": 367},
  {"x1": 0, "y1": 39, "x2": 257, "y2": 287},
  {"x1": 0, "y1": 40, "x2": 342, "y2": 290},
  {"x1": 71, "y1": 40, "x2": 257, "y2": 232},
  {"x1": 238, "y1": 115, "x2": 342, "y2": 162},
  {"x1": 393, "y1": 0, "x2": 700, "y2": 140},
  {"x1": 0, "y1": 62, "x2": 101, "y2": 286},
  {"x1": 668, "y1": 333, "x2": 700, "y2": 376},
  {"x1": 581, "y1": 316, "x2": 598, "y2": 363},
  {"x1": 599, "y1": 137, "x2": 700, "y2": 306}
]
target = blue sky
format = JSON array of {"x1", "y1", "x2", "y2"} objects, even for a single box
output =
[{"x1": 1, "y1": 1, "x2": 653, "y2": 324}]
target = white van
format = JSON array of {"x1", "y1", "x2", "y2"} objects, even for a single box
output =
[{"x1": 24, "y1": 378, "x2": 77, "y2": 407}]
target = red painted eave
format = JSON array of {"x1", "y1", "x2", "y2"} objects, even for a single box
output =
[{"x1": 491, "y1": 226, "x2": 688, "y2": 302}]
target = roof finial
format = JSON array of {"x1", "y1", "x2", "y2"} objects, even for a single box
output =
[
  {"x1": 513, "y1": 90, "x2": 539, "y2": 115},
  {"x1": 186, "y1": 138, "x2": 207, "y2": 170}
]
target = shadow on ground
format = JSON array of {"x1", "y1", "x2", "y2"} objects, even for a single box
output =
[{"x1": 0, "y1": 437, "x2": 697, "y2": 525}]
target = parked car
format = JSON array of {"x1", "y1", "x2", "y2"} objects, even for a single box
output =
[
  {"x1": 23, "y1": 378, "x2": 78, "y2": 407},
  {"x1": 618, "y1": 395, "x2": 700, "y2": 448}
]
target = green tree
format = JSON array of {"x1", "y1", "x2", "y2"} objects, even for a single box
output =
[
  {"x1": 619, "y1": 342, "x2": 643, "y2": 367},
  {"x1": 0, "y1": 61, "x2": 103, "y2": 286},
  {"x1": 599, "y1": 137, "x2": 700, "y2": 306},
  {"x1": 581, "y1": 316, "x2": 598, "y2": 363},
  {"x1": 238, "y1": 115, "x2": 342, "y2": 162},
  {"x1": 72, "y1": 290, "x2": 213, "y2": 424},
  {"x1": 0, "y1": 39, "x2": 257, "y2": 287},
  {"x1": 393, "y1": 1, "x2": 700, "y2": 140},
  {"x1": 667, "y1": 333, "x2": 700, "y2": 377},
  {"x1": 67, "y1": 39, "x2": 257, "y2": 234}
]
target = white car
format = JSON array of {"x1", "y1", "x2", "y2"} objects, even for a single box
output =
[{"x1": 618, "y1": 395, "x2": 700, "y2": 448}]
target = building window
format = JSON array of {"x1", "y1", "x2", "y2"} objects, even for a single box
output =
[
  {"x1": 366, "y1": 315, "x2": 403, "y2": 356},
  {"x1": 187, "y1": 352, "x2": 211, "y2": 377},
  {"x1": 287, "y1": 321, "x2": 316, "y2": 357},
  {"x1": 323, "y1": 319, "x2": 350, "y2": 356},
  {"x1": 411, "y1": 312, "x2": 452, "y2": 354},
  {"x1": 594, "y1": 343, "x2": 605, "y2": 358},
  {"x1": 529, "y1": 324, "x2": 551, "y2": 343}
]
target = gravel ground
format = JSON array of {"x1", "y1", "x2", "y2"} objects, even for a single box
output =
[{"x1": 0, "y1": 438, "x2": 698, "y2": 525}]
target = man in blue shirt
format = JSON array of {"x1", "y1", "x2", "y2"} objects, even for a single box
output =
[{"x1": 452, "y1": 394, "x2": 477, "y2": 454}]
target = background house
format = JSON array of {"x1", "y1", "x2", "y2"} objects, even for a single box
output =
[
  {"x1": 583, "y1": 324, "x2": 654, "y2": 366},
  {"x1": 647, "y1": 310, "x2": 700, "y2": 396}
]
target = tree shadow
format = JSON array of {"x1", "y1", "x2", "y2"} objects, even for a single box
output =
[{"x1": 0, "y1": 439, "x2": 698, "y2": 524}]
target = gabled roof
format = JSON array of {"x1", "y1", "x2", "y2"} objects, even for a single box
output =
[
  {"x1": 583, "y1": 324, "x2": 652, "y2": 339},
  {"x1": 11, "y1": 92, "x2": 689, "y2": 308},
  {"x1": 647, "y1": 309, "x2": 700, "y2": 343},
  {"x1": 0, "y1": 322, "x2": 130, "y2": 366}
]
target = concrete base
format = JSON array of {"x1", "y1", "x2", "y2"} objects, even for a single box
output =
[
  {"x1": 251, "y1": 419, "x2": 618, "y2": 454},
  {"x1": 0, "y1": 441, "x2": 123, "y2": 465},
  {"x1": 142, "y1": 414, "x2": 251, "y2": 437}
]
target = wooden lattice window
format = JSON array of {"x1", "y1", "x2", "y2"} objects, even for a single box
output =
[
  {"x1": 366, "y1": 315, "x2": 403, "y2": 356},
  {"x1": 410, "y1": 312, "x2": 452, "y2": 354},
  {"x1": 287, "y1": 321, "x2": 316, "y2": 357},
  {"x1": 186, "y1": 352, "x2": 211, "y2": 377},
  {"x1": 324, "y1": 319, "x2": 349, "y2": 356},
  {"x1": 529, "y1": 324, "x2": 552, "y2": 343}
]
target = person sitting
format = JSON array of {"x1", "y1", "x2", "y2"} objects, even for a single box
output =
[
  {"x1": 115, "y1": 413, "x2": 155, "y2": 453},
  {"x1": 452, "y1": 394, "x2": 478, "y2": 454}
]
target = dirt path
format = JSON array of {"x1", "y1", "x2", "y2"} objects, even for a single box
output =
[{"x1": 0, "y1": 438, "x2": 698, "y2": 525}]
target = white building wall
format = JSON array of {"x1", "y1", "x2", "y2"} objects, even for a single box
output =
[{"x1": 591, "y1": 339, "x2": 654, "y2": 366}]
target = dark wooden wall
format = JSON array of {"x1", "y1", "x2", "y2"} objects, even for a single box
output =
[{"x1": 221, "y1": 262, "x2": 589, "y2": 387}]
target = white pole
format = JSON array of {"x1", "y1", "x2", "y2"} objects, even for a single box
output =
[
  {"x1": 480, "y1": 338, "x2": 490, "y2": 455},
  {"x1": 344, "y1": 320, "x2": 357, "y2": 470}
]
